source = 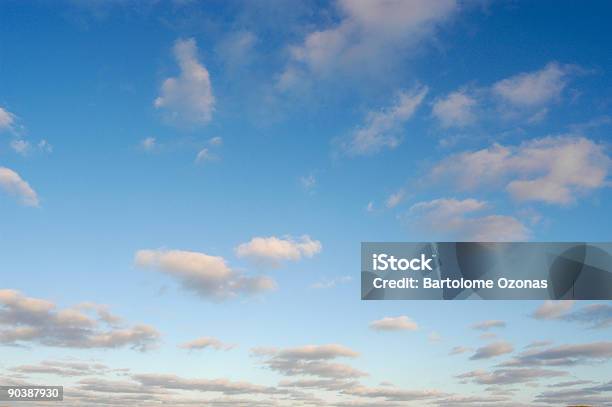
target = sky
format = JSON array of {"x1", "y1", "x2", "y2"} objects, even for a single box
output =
[{"x1": 0, "y1": 0, "x2": 611, "y2": 406}]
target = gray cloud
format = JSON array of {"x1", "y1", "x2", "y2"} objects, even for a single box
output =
[
  {"x1": 470, "y1": 341, "x2": 514, "y2": 360},
  {"x1": 252, "y1": 344, "x2": 366, "y2": 379},
  {"x1": 10, "y1": 360, "x2": 110, "y2": 377},
  {"x1": 471, "y1": 320, "x2": 506, "y2": 331},
  {"x1": 0, "y1": 289, "x2": 159, "y2": 351},
  {"x1": 502, "y1": 341, "x2": 612, "y2": 366},
  {"x1": 532, "y1": 300, "x2": 574, "y2": 320},
  {"x1": 343, "y1": 385, "x2": 445, "y2": 402},
  {"x1": 132, "y1": 373, "x2": 287, "y2": 396},
  {"x1": 562, "y1": 303, "x2": 612, "y2": 329},
  {"x1": 457, "y1": 368, "x2": 567, "y2": 386}
]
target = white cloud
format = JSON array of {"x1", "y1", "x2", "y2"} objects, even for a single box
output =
[
  {"x1": 432, "y1": 90, "x2": 476, "y2": 127},
  {"x1": 141, "y1": 137, "x2": 156, "y2": 151},
  {"x1": 341, "y1": 87, "x2": 428, "y2": 156},
  {"x1": 10, "y1": 139, "x2": 53, "y2": 156},
  {"x1": 408, "y1": 198, "x2": 529, "y2": 241},
  {"x1": 279, "y1": 0, "x2": 459, "y2": 88},
  {"x1": 10, "y1": 139, "x2": 31, "y2": 155},
  {"x1": 493, "y1": 62, "x2": 575, "y2": 107},
  {"x1": 195, "y1": 148, "x2": 214, "y2": 163},
  {"x1": 369, "y1": 316, "x2": 418, "y2": 331},
  {"x1": 37, "y1": 139, "x2": 53, "y2": 153},
  {"x1": 0, "y1": 107, "x2": 15, "y2": 131},
  {"x1": 134, "y1": 249, "x2": 276, "y2": 301},
  {"x1": 385, "y1": 189, "x2": 405, "y2": 209},
  {"x1": 532, "y1": 300, "x2": 575, "y2": 320},
  {"x1": 430, "y1": 136, "x2": 610, "y2": 205},
  {"x1": 300, "y1": 174, "x2": 316, "y2": 192},
  {"x1": 179, "y1": 336, "x2": 235, "y2": 351},
  {"x1": 0, "y1": 167, "x2": 40, "y2": 207},
  {"x1": 155, "y1": 38, "x2": 215, "y2": 125},
  {"x1": 310, "y1": 276, "x2": 351, "y2": 289},
  {"x1": 209, "y1": 136, "x2": 223, "y2": 146},
  {"x1": 235, "y1": 235, "x2": 322, "y2": 267}
]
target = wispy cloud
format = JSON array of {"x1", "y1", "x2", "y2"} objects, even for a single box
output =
[
  {"x1": 369, "y1": 316, "x2": 418, "y2": 332},
  {"x1": 470, "y1": 341, "x2": 514, "y2": 360},
  {"x1": 407, "y1": 198, "x2": 529, "y2": 241},
  {"x1": 179, "y1": 336, "x2": 236, "y2": 351},
  {"x1": 0, "y1": 289, "x2": 159, "y2": 350},
  {"x1": 0, "y1": 167, "x2": 40, "y2": 207},
  {"x1": 340, "y1": 87, "x2": 427, "y2": 156}
]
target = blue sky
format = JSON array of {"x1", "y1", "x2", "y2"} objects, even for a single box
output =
[{"x1": 0, "y1": 1, "x2": 611, "y2": 406}]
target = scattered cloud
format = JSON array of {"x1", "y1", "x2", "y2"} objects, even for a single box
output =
[
  {"x1": 0, "y1": 289, "x2": 159, "y2": 350},
  {"x1": 10, "y1": 139, "x2": 52, "y2": 156},
  {"x1": 492, "y1": 62, "x2": 576, "y2": 108},
  {"x1": 278, "y1": 0, "x2": 459, "y2": 88},
  {"x1": 432, "y1": 90, "x2": 476, "y2": 127},
  {"x1": 502, "y1": 341, "x2": 612, "y2": 367},
  {"x1": 179, "y1": 336, "x2": 235, "y2": 351},
  {"x1": 525, "y1": 340, "x2": 553, "y2": 349},
  {"x1": 532, "y1": 300, "x2": 574, "y2": 320},
  {"x1": 385, "y1": 190, "x2": 405, "y2": 209},
  {"x1": 134, "y1": 249, "x2": 276, "y2": 301},
  {"x1": 310, "y1": 276, "x2": 351, "y2": 289},
  {"x1": 300, "y1": 174, "x2": 316, "y2": 192},
  {"x1": 369, "y1": 316, "x2": 418, "y2": 331},
  {"x1": 0, "y1": 167, "x2": 40, "y2": 207},
  {"x1": 470, "y1": 341, "x2": 514, "y2": 360},
  {"x1": 216, "y1": 31, "x2": 257, "y2": 69},
  {"x1": 340, "y1": 87, "x2": 428, "y2": 156},
  {"x1": 430, "y1": 136, "x2": 610, "y2": 205},
  {"x1": 235, "y1": 235, "x2": 321, "y2": 267},
  {"x1": 141, "y1": 137, "x2": 156, "y2": 151},
  {"x1": 9, "y1": 360, "x2": 111, "y2": 378},
  {"x1": 252, "y1": 344, "x2": 365, "y2": 379},
  {"x1": 132, "y1": 373, "x2": 285, "y2": 396},
  {"x1": 449, "y1": 346, "x2": 472, "y2": 356},
  {"x1": 562, "y1": 303, "x2": 612, "y2": 329},
  {"x1": 0, "y1": 106, "x2": 16, "y2": 131},
  {"x1": 471, "y1": 320, "x2": 506, "y2": 331},
  {"x1": 209, "y1": 136, "x2": 223, "y2": 146},
  {"x1": 155, "y1": 38, "x2": 215, "y2": 125},
  {"x1": 195, "y1": 148, "x2": 215, "y2": 163},
  {"x1": 10, "y1": 139, "x2": 30, "y2": 155},
  {"x1": 407, "y1": 198, "x2": 529, "y2": 241},
  {"x1": 457, "y1": 367, "x2": 567, "y2": 386}
]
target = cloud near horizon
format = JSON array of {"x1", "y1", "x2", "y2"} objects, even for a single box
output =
[{"x1": 0, "y1": 289, "x2": 159, "y2": 351}]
